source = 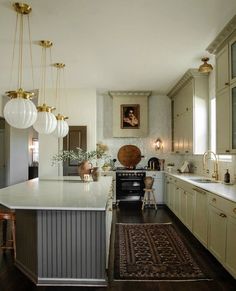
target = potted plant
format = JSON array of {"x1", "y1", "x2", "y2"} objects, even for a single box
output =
[{"x1": 52, "y1": 143, "x2": 109, "y2": 180}]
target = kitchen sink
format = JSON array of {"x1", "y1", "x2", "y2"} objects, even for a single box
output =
[{"x1": 189, "y1": 178, "x2": 219, "y2": 183}]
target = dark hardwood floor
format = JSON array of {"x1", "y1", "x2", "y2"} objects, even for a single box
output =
[{"x1": 0, "y1": 203, "x2": 236, "y2": 291}]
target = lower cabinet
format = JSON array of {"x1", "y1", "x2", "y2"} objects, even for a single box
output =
[
  {"x1": 165, "y1": 174, "x2": 236, "y2": 279},
  {"x1": 225, "y1": 216, "x2": 236, "y2": 276},
  {"x1": 208, "y1": 205, "x2": 227, "y2": 262}
]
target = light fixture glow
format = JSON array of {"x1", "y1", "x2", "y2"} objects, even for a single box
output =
[{"x1": 154, "y1": 138, "x2": 163, "y2": 151}]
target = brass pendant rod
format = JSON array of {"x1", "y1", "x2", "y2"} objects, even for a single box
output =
[
  {"x1": 18, "y1": 12, "x2": 24, "y2": 89},
  {"x1": 9, "y1": 13, "x2": 19, "y2": 89},
  {"x1": 27, "y1": 14, "x2": 34, "y2": 89}
]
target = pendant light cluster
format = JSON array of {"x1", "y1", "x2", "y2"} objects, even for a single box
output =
[{"x1": 3, "y1": 3, "x2": 69, "y2": 138}]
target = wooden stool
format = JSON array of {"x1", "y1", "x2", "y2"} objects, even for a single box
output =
[
  {"x1": 142, "y1": 188, "x2": 157, "y2": 210},
  {"x1": 0, "y1": 210, "x2": 16, "y2": 259}
]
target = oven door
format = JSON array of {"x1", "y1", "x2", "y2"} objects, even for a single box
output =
[{"x1": 116, "y1": 175, "x2": 145, "y2": 201}]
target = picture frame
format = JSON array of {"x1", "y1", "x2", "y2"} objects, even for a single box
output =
[{"x1": 120, "y1": 104, "x2": 140, "y2": 129}]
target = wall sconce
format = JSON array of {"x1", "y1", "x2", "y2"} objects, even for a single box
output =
[{"x1": 154, "y1": 138, "x2": 163, "y2": 151}]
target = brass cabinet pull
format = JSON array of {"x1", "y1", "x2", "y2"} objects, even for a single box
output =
[
  {"x1": 225, "y1": 82, "x2": 229, "y2": 86},
  {"x1": 185, "y1": 150, "x2": 189, "y2": 153},
  {"x1": 225, "y1": 150, "x2": 230, "y2": 153},
  {"x1": 212, "y1": 198, "x2": 216, "y2": 203},
  {"x1": 176, "y1": 187, "x2": 179, "y2": 190},
  {"x1": 192, "y1": 187, "x2": 206, "y2": 194},
  {"x1": 108, "y1": 208, "x2": 112, "y2": 212},
  {"x1": 233, "y1": 208, "x2": 236, "y2": 214},
  {"x1": 219, "y1": 213, "x2": 227, "y2": 218},
  {"x1": 184, "y1": 191, "x2": 187, "y2": 195}
]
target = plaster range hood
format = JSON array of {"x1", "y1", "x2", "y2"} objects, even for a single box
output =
[{"x1": 109, "y1": 91, "x2": 152, "y2": 138}]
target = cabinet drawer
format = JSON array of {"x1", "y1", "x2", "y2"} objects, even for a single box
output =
[{"x1": 208, "y1": 193, "x2": 236, "y2": 218}]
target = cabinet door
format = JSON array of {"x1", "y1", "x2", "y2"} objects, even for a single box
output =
[
  {"x1": 230, "y1": 84, "x2": 236, "y2": 151},
  {"x1": 229, "y1": 36, "x2": 236, "y2": 85},
  {"x1": 173, "y1": 116, "x2": 181, "y2": 153},
  {"x1": 183, "y1": 110, "x2": 193, "y2": 154},
  {"x1": 216, "y1": 44, "x2": 229, "y2": 93},
  {"x1": 225, "y1": 215, "x2": 236, "y2": 277},
  {"x1": 168, "y1": 182, "x2": 175, "y2": 210},
  {"x1": 153, "y1": 178, "x2": 164, "y2": 204},
  {"x1": 216, "y1": 88, "x2": 231, "y2": 154},
  {"x1": 173, "y1": 186, "x2": 180, "y2": 216},
  {"x1": 193, "y1": 188, "x2": 208, "y2": 246},
  {"x1": 186, "y1": 191, "x2": 194, "y2": 231},
  {"x1": 179, "y1": 189, "x2": 187, "y2": 224},
  {"x1": 208, "y1": 205, "x2": 227, "y2": 262}
]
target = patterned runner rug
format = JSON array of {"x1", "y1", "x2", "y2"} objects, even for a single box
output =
[{"x1": 114, "y1": 223, "x2": 209, "y2": 281}]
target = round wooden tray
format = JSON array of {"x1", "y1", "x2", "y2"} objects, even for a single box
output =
[{"x1": 117, "y1": 145, "x2": 142, "y2": 168}]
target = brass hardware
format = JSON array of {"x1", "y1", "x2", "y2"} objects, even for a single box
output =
[
  {"x1": 203, "y1": 151, "x2": 219, "y2": 181},
  {"x1": 6, "y1": 88, "x2": 34, "y2": 99},
  {"x1": 193, "y1": 187, "x2": 206, "y2": 194},
  {"x1": 219, "y1": 213, "x2": 227, "y2": 218},
  {"x1": 39, "y1": 40, "x2": 53, "y2": 48},
  {"x1": 175, "y1": 151, "x2": 179, "y2": 153},
  {"x1": 53, "y1": 63, "x2": 66, "y2": 69},
  {"x1": 225, "y1": 82, "x2": 229, "y2": 86},
  {"x1": 184, "y1": 191, "x2": 187, "y2": 195},
  {"x1": 186, "y1": 107, "x2": 189, "y2": 111},
  {"x1": 55, "y1": 114, "x2": 68, "y2": 121},
  {"x1": 185, "y1": 151, "x2": 189, "y2": 153},
  {"x1": 13, "y1": 3, "x2": 31, "y2": 14},
  {"x1": 37, "y1": 103, "x2": 56, "y2": 113},
  {"x1": 198, "y1": 57, "x2": 213, "y2": 73},
  {"x1": 212, "y1": 198, "x2": 216, "y2": 202},
  {"x1": 176, "y1": 187, "x2": 179, "y2": 190},
  {"x1": 108, "y1": 208, "x2": 112, "y2": 211},
  {"x1": 225, "y1": 150, "x2": 230, "y2": 153},
  {"x1": 233, "y1": 208, "x2": 236, "y2": 214}
]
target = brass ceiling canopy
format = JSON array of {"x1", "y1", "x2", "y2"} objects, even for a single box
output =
[
  {"x1": 6, "y1": 88, "x2": 34, "y2": 99},
  {"x1": 54, "y1": 63, "x2": 65, "y2": 69},
  {"x1": 37, "y1": 103, "x2": 56, "y2": 113},
  {"x1": 198, "y1": 57, "x2": 213, "y2": 73},
  {"x1": 13, "y1": 3, "x2": 32, "y2": 14},
  {"x1": 39, "y1": 40, "x2": 53, "y2": 48}
]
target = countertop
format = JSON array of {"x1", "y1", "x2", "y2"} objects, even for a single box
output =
[
  {"x1": 166, "y1": 172, "x2": 236, "y2": 203},
  {"x1": 0, "y1": 176, "x2": 113, "y2": 211}
]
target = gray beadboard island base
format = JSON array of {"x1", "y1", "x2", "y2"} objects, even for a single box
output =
[{"x1": 15, "y1": 209, "x2": 107, "y2": 286}]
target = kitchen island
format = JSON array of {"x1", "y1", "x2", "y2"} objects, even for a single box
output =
[{"x1": 0, "y1": 176, "x2": 113, "y2": 286}]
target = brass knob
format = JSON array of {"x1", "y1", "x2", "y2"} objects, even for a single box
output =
[
  {"x1": 225, "y1": 150, "x2": 230, "y2": 153},
  {"x1": 212, "y1": 198, "x2": 216, "y2": 203},
  {"x1": 220, "y1": 213, "x2": 227, "y2": 218},
  {"x1": 233, "y1": 208, "x2": 236, "y2": 214},
  {"x1": 225, "y1": 82, "x2": 229, "y2": 86},
  {"x1": 109, "y1": 208, "x2": 112, "y2": 211}
]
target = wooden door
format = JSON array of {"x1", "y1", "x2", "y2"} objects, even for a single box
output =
[{"x1": 63, "y1": 126, "x2": 87, "y2": 176}]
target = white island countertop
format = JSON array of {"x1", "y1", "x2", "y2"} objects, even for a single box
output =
[
  {"x1": 0, "y1": 176, "x2": 113, "y2": 211},
  {"x1": 166, "y1": 172, "x2": 236, "y2": 203}
]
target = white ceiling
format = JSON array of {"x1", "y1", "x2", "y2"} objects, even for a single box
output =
[{"x1": 1, "y1": 0, "x2": 236, "y2": 93}]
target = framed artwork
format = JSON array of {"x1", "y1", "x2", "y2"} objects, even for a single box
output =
[{"x1": 121, "y1": 104, "x2": 140, "y2": 129}]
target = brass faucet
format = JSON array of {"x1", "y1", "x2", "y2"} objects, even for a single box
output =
[{"x1": 203, "y1": 150, "x2": 219, "y2": 181}]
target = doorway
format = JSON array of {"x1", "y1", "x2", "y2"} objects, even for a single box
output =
[{"x1": 0, "y1": 117, "x2": 6, "y2": 188}]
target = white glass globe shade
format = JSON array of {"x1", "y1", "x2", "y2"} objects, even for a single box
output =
[
  {"x1": 3, "y1": 98, "x2": 37, "y2": 129},
  {"x1": 53, "y1": 120, "x2": 69, "y2": 138},
  {"x1": 33, "y1": 111, "x2": 57, "y2": 134}
]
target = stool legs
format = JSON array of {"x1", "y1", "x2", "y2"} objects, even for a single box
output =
[{"x1": 142, "y1": 190, "x2": 157, "y2": 210}]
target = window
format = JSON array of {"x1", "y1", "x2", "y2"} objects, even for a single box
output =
[{"x1": 210, "y1": 97, "x2": 232, "y2": 162}]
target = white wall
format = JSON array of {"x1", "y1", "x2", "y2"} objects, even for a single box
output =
[
  {"x1": 97, "y1": 92, "x2": 183, "y2": 169},
  {"x1": 39, "y1": 88, "x2": 97, "y2": 177}
]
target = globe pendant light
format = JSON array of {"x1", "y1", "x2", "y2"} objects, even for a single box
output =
[
  {"x1": 33, "y1": 41, "x2": 57, "y2": 134},
  {"x1": 4, "y1": 3, "x2": 37, "y2": 129},
  {"x1": 52, "y1": 63, "x2": 69, "y2": 138}
]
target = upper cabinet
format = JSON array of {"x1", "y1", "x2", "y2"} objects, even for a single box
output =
[
  {"x1": 207, "y1": 15, "x2": 236, "y2": 154},
  {"x1": 168, "y1": 69, "x2": 208, "y2": 155}
]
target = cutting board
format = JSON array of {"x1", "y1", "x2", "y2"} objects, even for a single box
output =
[{"x1": 117, "y1": 145, "x2": 141, "y2": 168}]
